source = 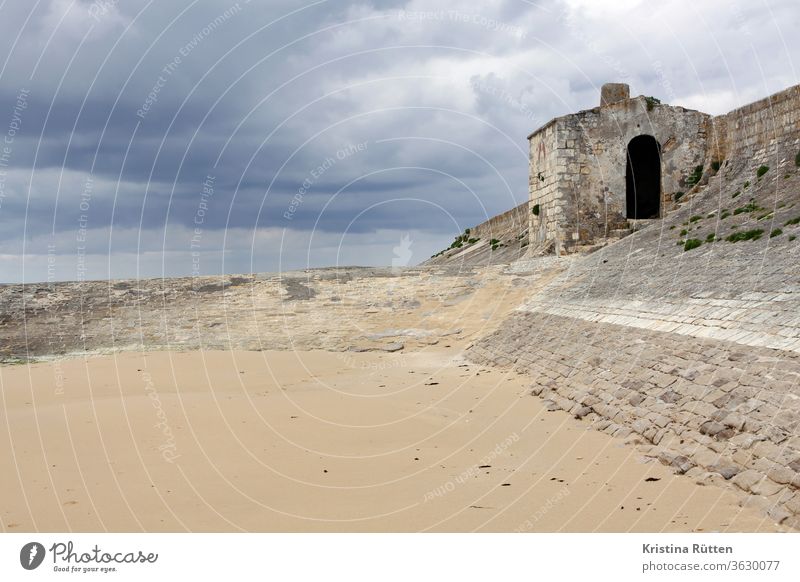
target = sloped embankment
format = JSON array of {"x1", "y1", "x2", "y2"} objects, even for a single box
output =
[
  {"x1": 424, "y1": 201, "x2": 535, "y2": 266},
  {"x1": 468, "y1": 90, "x2": 800, "y2": 528}
]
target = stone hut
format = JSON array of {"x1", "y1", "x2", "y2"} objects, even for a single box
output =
[{"x1": 528, "y1": 82, "x2": 711, "y2": 251}]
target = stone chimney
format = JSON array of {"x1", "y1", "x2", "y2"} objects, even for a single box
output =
[{"x1": 600, "y1": 83, "x2": 630, "y2": 107}]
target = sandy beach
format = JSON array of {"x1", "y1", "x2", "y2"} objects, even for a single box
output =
[{"x1": 0, "y1": 346, "x2": 781, "y2": 532}]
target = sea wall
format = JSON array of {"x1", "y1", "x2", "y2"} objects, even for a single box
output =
[{"x1": 712, "y1": 84, "x2": 800, "y2": 167}]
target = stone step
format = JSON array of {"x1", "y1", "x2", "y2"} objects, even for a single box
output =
[{"x1": 609, "y1": 228, "x2": 633, "y2": 238}]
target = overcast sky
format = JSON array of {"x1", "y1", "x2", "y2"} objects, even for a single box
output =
[{"x1": 0, "y1": 0, "x2": 796, "y2": 282}]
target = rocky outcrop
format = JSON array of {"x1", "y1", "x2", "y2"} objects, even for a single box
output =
[{"x1": 0, "y1": 262, "x2": 566, "y2": 363}]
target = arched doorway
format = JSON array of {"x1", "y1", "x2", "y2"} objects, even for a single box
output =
[{"x1": 625, "y1": 135, "x2": 661, "y2": 219}]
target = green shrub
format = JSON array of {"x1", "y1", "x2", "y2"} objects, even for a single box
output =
[
  {"x1": 689, "y1": 215, "x2": 703, "y2": 222},
  {"x1": 532, "y1": 204, "x2": 540, "y2": 216},
  {"x1": 770, "y1": 228, "x2": 783, "y2": 238},
  {"x1": 684, "y1": 239, "x2": 702, "y2": 251},
  {"x1": 686, "y1": 165, "x2": 703, "y2": 187},
  {"x1": 785, "y1": 216, "x2": 800, "y2": 226},
  {"x1": 449, "y1": 233, "x2": 470, "y2": 249},
  {"x1": 467, "y1": 238, "x2": 479, "y2": 244},
  {"x1": 711, "y1": 160, "x2": 722, "y2": 172},
  {"x1": 790, "y1": 235, "x2": 797, "y2": 241},
  {"x1": 731, "y1": 191, "x2": 740, "y2": 199},
  {"x1": 705, "y1": 232, "x2": 717, "y2": 242},
  {"x1": 720, "y1": 211, "x2": 731, "y2": 219},
  {"x1": 679, "y1": 229, "x2": 688, "y2": 236},
  {"x1": 743, "y1": 181, "x2": 750, "y2": 188},
  {"x1": 669, "y1": 225, "x2": 676, "y2": 230},
  {"x1": 726, "y1": 229, "x2": 764, "y2": 243},
  {"x1": 795, "y1": 150, "x2": 800, "y2": 167},
  {"x1": 756, "y1": 165, "x2": 769, "y2": 178},
  {"x1": 645, "y1": 96, "x2": 661, "y2": 111},
  {"x1": 733, "y1": 201, "x2": 761, "y2": 215},
  {"x1": 674, "y1": 191, "x2": 685, "y2": 201}
]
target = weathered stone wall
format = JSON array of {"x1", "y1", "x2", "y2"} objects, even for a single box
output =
[
  {"x1": 528, "y1": 94, "x2": 710, "y2": 249},
  {"x1": 527, "y1": 84, "x2": 800, "y2": 251},
  {"x1": 569, "y1": 98, "x2": 709, "y2": 240},
  {"x1": 713, "y1": 84, "x2": 800, "y2": 167},
  {"x1": 469, "y1": 200, "x2": 529, "y2": 242},
  {"x1": 528, "y1": 119, "x2": 562, "y2": 248},
  {"x1": 424, "y1": 201, "x2": 531, "y2": 266}
]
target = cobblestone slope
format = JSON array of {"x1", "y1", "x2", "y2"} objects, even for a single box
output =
[{"x1": 468, "y1": 138, "x2": 800, "y2": 527}]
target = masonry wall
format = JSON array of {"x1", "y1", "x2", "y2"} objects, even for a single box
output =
[
  {"x1": 470, "y1": 200, "x2": 529, "y2": 242},
  {"x1": 712, "y1": 84, "x2": 800, "y2": 169},
  {"x1": 566, "y1": 98, "x2": 709, "y2": 243},
  {"x1": 528, "y1": 119, "x2": 563, "y2": 248},
  {"x1": 529, "y1": 97, "x2": 711, "y2": 248}
]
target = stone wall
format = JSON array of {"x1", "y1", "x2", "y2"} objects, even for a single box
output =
[
  {"x1": 469, "y1": 200, "x2": 529, "y2": 242},
  {"x1": 528, "y1": 119, "x2": 562, "y2": 248},
  {"x1": 713, "y1": 84, "x2": 800, "y2": 167},
  {"x1": 528, "y1": 94, "x2": 710, "y2": 250},
  {"x1": 424, "y1": 201, "x2": 532, "y2": 266}
]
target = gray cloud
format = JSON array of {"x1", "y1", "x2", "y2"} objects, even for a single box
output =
[{"x1": 0, "y1": 0, "x2": 797, "y2": 282}]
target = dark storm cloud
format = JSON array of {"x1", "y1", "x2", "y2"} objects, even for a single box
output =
[{"x1": 0, "y1": 0, "x2": 797, "y2": 281}]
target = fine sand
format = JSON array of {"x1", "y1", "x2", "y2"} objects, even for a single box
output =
[{"x1": 0, "y1": 347, "x2": 783, "y2": 532}]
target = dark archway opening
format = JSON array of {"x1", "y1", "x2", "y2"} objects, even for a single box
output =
[{"x1": 625, "y1": 135, "x2": 661, "y2": 219}]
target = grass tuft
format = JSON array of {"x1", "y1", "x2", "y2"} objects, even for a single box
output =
[
  {"x1": 683, "y1": 239, "x2": 702, "y2": 251},
  {"x1": 726, "y1": 229, "x2": 764, "y2": 243}
]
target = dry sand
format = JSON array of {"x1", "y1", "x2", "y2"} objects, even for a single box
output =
[{"x1": 0, "y1": 346, "x2": 782, "y2": 532}]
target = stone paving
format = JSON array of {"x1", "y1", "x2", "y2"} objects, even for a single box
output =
[{"x1": 468, "y1": 312, "x2": 800, "y2": 527}]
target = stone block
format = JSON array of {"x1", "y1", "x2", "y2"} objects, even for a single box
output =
[
  {"x1": 722, "y1": 412, "x2": 747, "y2": 430},
  {"x1": 710, "y1": 463, "x2": 741, "y2": 480},
  {"x1": 731, "y1": 469, "x2": 766, "y2": 492},
  {"x1": 751, "y1": 478, "x2": 784, "y2": 497},
  {"x1": 767, "y1": 466, "x2": 797, "y2": 485},
  {"x1": 693, "y1": 446, "x2": 722, "y2": 468},
  {"x1": 783, "y1": 493, "x2": 800, "y2": 515}
]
